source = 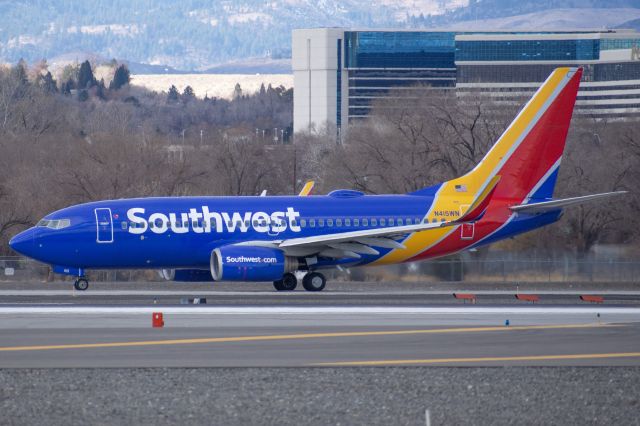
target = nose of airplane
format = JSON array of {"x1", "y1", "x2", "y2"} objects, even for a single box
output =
[{"x1": 9, "y1": 228, "x2": 35, "y2": 257}]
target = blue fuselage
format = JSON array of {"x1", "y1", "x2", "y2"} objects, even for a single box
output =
[{"x1": 9, "y1": 192, "x2": 560, "y2": 272}]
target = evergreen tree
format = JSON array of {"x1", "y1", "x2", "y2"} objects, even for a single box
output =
[
  {"x1": 61, "y1": 78, "x2": 76, "y2": 95},
  {"x1": 77, "y1": 89, "x2": 89, "y2": 102},
  {"x1": 233, "y1": 83, "x2": 242, "y2": 99},
  {"x1": 182, "y1": 85, "x2": 196, "y2": 103},
  {"x1": 167, "y1": 85, "x2": 179, "y2": 103},
  {"x1": 77, "y1": 60, "x2": 96, "y2": 90},
  {"x1": 96, "y1": 79, "x2": 107, "y2": 100},
  {"x1": 39, "y1": 71, "x2": 58, "y2": 93},
  {"x1": 109, "y1": 64, "x2": 130, "y2": 91},
  {"x1": 12, "y1": 59, "x2": 28, "y2": 85}
]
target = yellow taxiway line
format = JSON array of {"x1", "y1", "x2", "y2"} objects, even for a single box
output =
[
  {"x1": 314, "y1": 352, "x2": 640, "y2": 366},
  {"x1": 0, "y1": 323, "x2": 614, "y2": 352}
]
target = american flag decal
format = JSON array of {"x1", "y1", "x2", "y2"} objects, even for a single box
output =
[{"x1": 455, "y1": 184, "x2": 467, "y2": 192}]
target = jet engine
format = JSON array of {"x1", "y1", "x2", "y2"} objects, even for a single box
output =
[{"x1": 210, "y1": 245, "x2": 298, "y2": 281}]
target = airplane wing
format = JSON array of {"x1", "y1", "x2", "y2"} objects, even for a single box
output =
[
  {"x1": 298, "y1": 181, "x2": 315, "y2": 196},
  {"x1": 510, "y1": 191, "x2": 627, "y2": 214},
  {"x1": 232, "y1": 221, "x2": 458, "y2": 259},
  {"x1": 272, "y1": 178, "x2": 500, "y2": 259}
]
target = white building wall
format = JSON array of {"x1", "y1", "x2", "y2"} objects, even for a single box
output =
[{"x1": 292, "y1": 28, "x2": 344, "y2": 133}]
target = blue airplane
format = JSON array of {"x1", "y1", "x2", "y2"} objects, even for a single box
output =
[{"x1": 9, "y1": 68, "x2": 624, "y2": 291}]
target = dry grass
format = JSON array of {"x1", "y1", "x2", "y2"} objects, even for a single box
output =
[{"x1": 130, "y1": 73, "x2": 293, "y2": 100}]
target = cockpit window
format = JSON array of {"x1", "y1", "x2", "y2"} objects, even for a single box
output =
[{"x1": 36, "y1": 219, "x2": 71, "y2": 230}]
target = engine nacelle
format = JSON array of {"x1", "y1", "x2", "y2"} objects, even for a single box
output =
[
  {"x1": 161, "y1": 269, "x2": 214, "y2": 282},
  {"x1": 210, "y1": 245, "x2": 298, "y2": 282}
]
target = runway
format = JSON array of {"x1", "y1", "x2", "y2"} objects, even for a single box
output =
[
  {"x1": 1, "y1": 281, "x2": 639, "y2": 367},
  {"x1": 2, "y1": 285, "x2": 640, "y2": 424},
  {"x1": 0, "y1": 302, "x2": 639, "y2": 367}
]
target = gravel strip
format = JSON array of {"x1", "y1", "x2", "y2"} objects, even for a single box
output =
[{"x1": 1, "y1": 368, "x2": 639, "y2": 425}]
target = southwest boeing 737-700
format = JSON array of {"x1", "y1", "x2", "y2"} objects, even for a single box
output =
[{"x1": 9, "y1": 67, "x2": 625, "y2": 291}]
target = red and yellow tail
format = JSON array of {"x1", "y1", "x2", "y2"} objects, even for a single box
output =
[
  {"x1": 449, "y1": 66, "x2": 582, "y2": 204},
  {"x1": 377, "y1": 67, "x2": 583, "y2": 264}
]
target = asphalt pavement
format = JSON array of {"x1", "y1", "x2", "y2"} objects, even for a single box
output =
[{"x1": 1, "y1": 280, "x2": 639, "y2": 425}]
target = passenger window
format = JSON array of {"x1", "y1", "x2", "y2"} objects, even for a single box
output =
[
  {"x1": 432, "y1": 218, "x2": 437, "y2": 223},
  {"x1": 301, "y1": 219, "x2": 307, "y2": 227},
  {"x1": 380, "y1": 218, "x2": 386, "y2": 226},
  {"x1": 292, "y1": 220, "x2": 298, "y2": 227},
  {"x1": 319, "y1": 219, "x2": 325, "y2": 227},
  {"x1": 149, "y1": 221, "x2": 155, "y2": 229},
  {"x1": 389, "y1": 218, "x2": 395, "y2": 226},
  {"x1": 362, "y1": 218, "x2": 369, "y2": 226},
  {"x1": 371, "y1": 218, "x2": 378, "y2": 226},
  {"x1": 310, "y1": 219, "x2": 316, "y2": 228},
  {"x1": 327, "y1": 219, "x2": 334, "y2": 227},
  {"x1": 121, "y1": 221, "x2": 128, "y2": 230},
  {"x1": 345, "y1": 218, "x2": 351, "y2": 226},
  {"x1": 398, "y1": 218, "x2": 404, "y2": 225},
  {"x1": 336, "y1": 218, "x2": 342, "y2": 227},
  {"x1": 354, "y1": 218, "x2": 360, "y2": 226}
]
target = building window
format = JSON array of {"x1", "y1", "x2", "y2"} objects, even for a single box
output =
[{"x1": 455, "y1": 39, "x2": 599, "y2": 62}]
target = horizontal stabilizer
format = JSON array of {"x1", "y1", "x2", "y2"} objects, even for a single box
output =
[{"x1": 510, "y1": 191, "x2": 627, "y2": 213}]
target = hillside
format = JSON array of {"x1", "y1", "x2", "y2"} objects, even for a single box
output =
[{"x1": 1, "y1": 0, "x2": 639, "y2": 71}]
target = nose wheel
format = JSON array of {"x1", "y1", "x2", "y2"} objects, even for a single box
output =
[{"x1": 74, "y1": 278, "x2": 89, "y2": 291}]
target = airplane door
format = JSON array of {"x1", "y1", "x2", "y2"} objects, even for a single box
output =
[
  {"x1": 460, "y1": 205, "x2": 474, "y2": 240},
  {"x1": 95, "y1": 208, "x2": 114, "y2": 243},
  {"x1": 460, "y1": 223, "x2": 475, "y2": 240}
]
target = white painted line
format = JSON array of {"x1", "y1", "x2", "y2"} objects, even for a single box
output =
[{"x1": 0, "y1": 306, "x2": 638, "y2": 315}]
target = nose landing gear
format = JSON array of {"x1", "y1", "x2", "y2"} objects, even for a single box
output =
[{"x1": 74, "y1": 278, "x2": 89, "y2": 291}]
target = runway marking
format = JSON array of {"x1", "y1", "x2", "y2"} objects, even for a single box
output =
[
  {"x1": 0, "y1": 323, "x2": 615, "y2": 352},
  {"x1": 314, "y1": 352, "x2": 640, "y2": 366}
]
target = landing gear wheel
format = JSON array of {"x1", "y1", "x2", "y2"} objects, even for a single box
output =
[
  {"x1": 273, "y1": 272, "x2": 297, "y2": 291},
  {"x1": 74, "y1": 278, "x2": 89, "y2": 291},
  {"x1": 302, "y1": 272, "x2": 326, "y2": 292}
]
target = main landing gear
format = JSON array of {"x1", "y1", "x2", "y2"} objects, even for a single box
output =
[
  {"x1": 302, "y1": 272, "x2": 326, "y2": 292},
  {"x1": 273, "y1": 273, "x2": 297, "y2": 291},
  {"x1": 74, "y1": 278, "x2": 89, "y2": 291},
  {"x1": 272, "y1": 272, "x2": 326, "y2": 292}
]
